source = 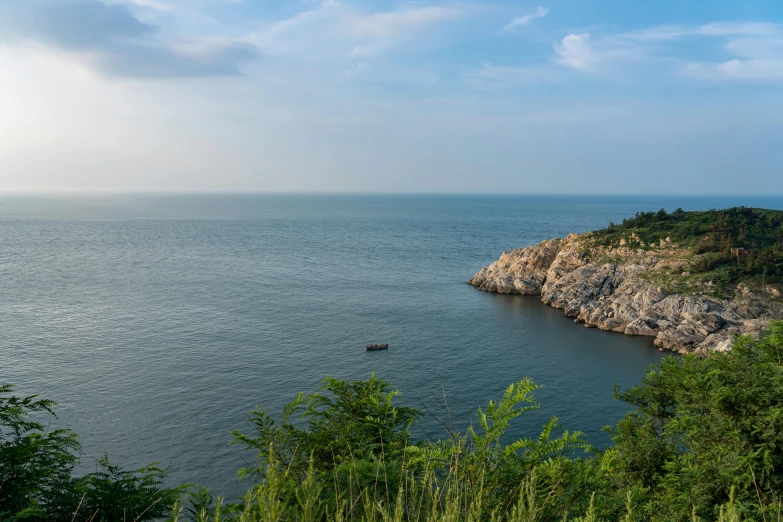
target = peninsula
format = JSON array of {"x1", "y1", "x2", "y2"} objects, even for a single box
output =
[{"x1": 470, "y1": 207, "x2": 783, "y2": 354}]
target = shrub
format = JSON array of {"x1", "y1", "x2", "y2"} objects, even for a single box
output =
[
  {"x1": 0, "y1": 386, "x2": 181, "y2": 521},
  {"x1": 6, "y1": 321, "x2": 783, "y2": 520}
]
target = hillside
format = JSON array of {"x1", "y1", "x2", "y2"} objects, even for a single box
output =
[
  {"x1": 586, "y1": 207, "x2": 783, "y2": 295},
  {"x1": 470, "y1": 207, "x2": 783, "y2": 354}
]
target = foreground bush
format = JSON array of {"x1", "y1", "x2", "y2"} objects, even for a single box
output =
[
  {"x1": 3, "y1": 322, "x2": 783, "y2": 520},
  {"x1": 0, "y1": 386, "x2": 181, "y2": 521},
  {"x1": 607, "y1": 320, "x2": 783, "y2": 519}
]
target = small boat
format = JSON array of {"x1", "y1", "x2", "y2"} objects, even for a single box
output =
[{"x1": 366, "y1": 344, "x2": 389, "y2": 351}]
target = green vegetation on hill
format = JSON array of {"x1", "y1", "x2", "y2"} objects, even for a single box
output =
[
  {"x1": 3, "y1": 322, "x2": 783, "y2": 521},
  {"x1": 588, "y1": 207, "x2": 783, "y2": 290}
]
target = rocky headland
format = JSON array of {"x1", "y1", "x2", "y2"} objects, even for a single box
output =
[{"x1": 470, "y1": 229, "x2": 783, "y2": 354}]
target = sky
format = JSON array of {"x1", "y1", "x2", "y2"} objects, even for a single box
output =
[{"x1": 0, "y1": 0, "x2": 782, "y2": 194}]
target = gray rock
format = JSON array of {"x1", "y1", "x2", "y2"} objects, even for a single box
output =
[
  {"x1": 469, "y1": 238, "x2": 564, "y2": 295},
  {"x1": 470, "y1": 234, "x2": 783, "y2": 354}
]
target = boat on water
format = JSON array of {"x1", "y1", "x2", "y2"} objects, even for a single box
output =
[{"x1": 366, "y1": 344, "x2": 388, "y2": 351}]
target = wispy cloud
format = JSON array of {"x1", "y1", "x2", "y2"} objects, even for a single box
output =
[
  {"x1": 623, "y1": 22, "x2": 781, "y2": 41},
  {"x1": 251, "y1": 0, "x2": 467, "y2": 60},
  {"x1": 553, "y1": 34, "x2": 596, "y2": 72},
  {"x1": 0, "y1": 0, "x2": 256, "y2": 77},
  {"x1": 346, "y1": 5, "x2": 463, "y2": 57},
  {"x1": 500, "y1": 6, "x2": 548, "y2": 33},
  {"x1": 119, "y1": 0, "x2": 176, "y2": 12},
  {"x1": 548, "y1": 21, "x2": 783, "y2": 80},
  {"x1": 250, "y1": 1, "x2": 467, "y2": 61},
  {"x1": 620, "y1": 21, "x2": 783, "y2": 82},
  {"x1": 682, "y1": 59, "x2": 783, "y2": 81},
  {"x1": 462, "y1": 63, "x2": 559, "y2": 88},
  {"x1": 681, "y1": 36, "x2": 783, "y2": 81},
  {"x1": 551, "y1": 32, "x2": 651, "y2": 74},
  {"x1": 349, "y1": 6, "x2": 463, "y2": 38}
]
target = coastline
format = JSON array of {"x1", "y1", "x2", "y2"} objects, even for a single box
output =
[{"x1": 470, "y1": 232, "x2": 783, "y2": 354}]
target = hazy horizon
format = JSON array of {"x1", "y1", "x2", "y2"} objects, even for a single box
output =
[
  {"x1": 2, "y1": 190, "x2": 783, "y2": 196},
  {"x1": 2, "y1": 190, "x2": 783, "y2": 197},
  {"x1": 1, "y1": 0, "x2": 782, "y2": 194}
]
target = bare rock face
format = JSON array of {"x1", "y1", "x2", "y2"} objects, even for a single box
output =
[
  {"x1": 468, "y1": 238, "x2": 565, "y2": 295},
  {"x1": 471, "y1": 234, "x2": 783, "y2": 354}
]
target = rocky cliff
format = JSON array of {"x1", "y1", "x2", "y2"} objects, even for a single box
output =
[{"x1": 470, "y1": 233, "x2": 783, "y2": 354}]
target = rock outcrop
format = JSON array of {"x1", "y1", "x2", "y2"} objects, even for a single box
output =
[
  {"x1": 470, "y1": 238, "x2": 565, "y2": 294},
  {"x1": 470, "y1": 234, "x2": 783, "y2": 354}
]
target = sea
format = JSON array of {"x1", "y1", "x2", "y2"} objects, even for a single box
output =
[{"x1": 3, "y1": 194, "x2": 782, "y2": 496}]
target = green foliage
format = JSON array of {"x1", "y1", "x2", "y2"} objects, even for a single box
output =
[
  {"x1": 181, "y1": 487, "x2": 217, "y2": 522},
  {"x1": 64, "y1": 455, "x2": 182, "y2": 522},
  {"x1": 200, "y1": 323, "x2": 783, "y2": 521},
  {"x1": 589, "y1": 207, "x2": 783, "y2": 287},
  {"x1": 0, "y1": 385, "x2": 80, "y2": 519},
  {"x1": 8, "y1": 321, "x2": 783, "y2": 520},
  {"x1": 0, "y1": 385, "x2": 180, "y2": 521},
  {"x1": 608, "y1": 321, "x2": 783, "y2": 520},
  {"x1": 223, "y1": 377, "x2": 588, "y2": 521},
  {"x1": 230, "y1": 373, "x2": 420, "y2": 506}
]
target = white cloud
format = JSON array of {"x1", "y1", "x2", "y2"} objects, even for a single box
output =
[
  {"x1": 0, "y1": 0, "x2": 256, "y2": 77},
  {"x1": 682, "y1": 39, "x2": 783, "y2": 82},
  {"x1": 500, "y1": 6, "x2": 548, "y2": 33},
  {"x1": 623, "y1": 22, "x2": 782, "y2": 41},
  {"x1": 699, "y1": 22, "x2": 780, "y2": 38},
  {"x1": 551, "y1": 32, "x2": 650, "y2": 73},
  {"x1": 553, "y1": 34, "x2": 596, "y2": 72},
  {"x1": 2, "y1": 4, "x2": 783, "y2": 194},
  {"x1": 718, "y1": 59, "x2": 783, "y2": 79},
  {"x1": 571, "y1": 20, "x2": 783, "y2": 82},
  {"x1": 250, "y1": 1, "x2": 466, "y2": 61},
  {"x1": 462, "y1": 63, "x2": 559, "y2": 88},
  {"x1": 120, "y1": 0, "x2": 175, "y2": 11},
  {"x1": 343, "y1": 8, "x2": 463, "y2": 58},
  {"x1": 348, "y1": 6, "x2": 463, "y2": 38},
  {"x1": 677, "y1": 30, "x2": 783, "y2": 81},
  {"x1": 621, "y1": 24, "x2": 688, "y2": 42},
  {"x1": 725, "y1": 37, "x2": 783, "y2": 59},
  {"x1": 682, "y1": 59, "x2": 783, "y2": 80},
  {"x1": 3, "y1": 34, "x2": 783, "y2": 194}
]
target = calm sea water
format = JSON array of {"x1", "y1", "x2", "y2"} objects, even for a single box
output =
[{"x1": 3, "y1": 194, "x2": 783, "y2": 495}]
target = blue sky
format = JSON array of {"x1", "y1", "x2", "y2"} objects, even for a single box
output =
[{"x1": 0, "y1": 0, "x2": 782, "y2": 193}]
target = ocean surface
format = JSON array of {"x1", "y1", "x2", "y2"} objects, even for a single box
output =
[{"x1": 3, "y1": 194, "x2": 783, "y2": 496}]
